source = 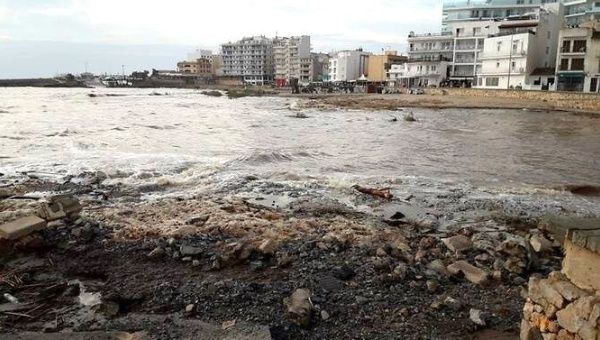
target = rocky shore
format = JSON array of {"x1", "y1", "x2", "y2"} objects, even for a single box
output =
[{"x1": 0, "y1": 170, "x2": 590, "y2": 340}]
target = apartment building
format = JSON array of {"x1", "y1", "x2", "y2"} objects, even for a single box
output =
[
  {"x1": 389, "y1": 61, "x2": 450, "y2": 87},
  {"x1": 366, "y1": 51, "x2": 408, "y2": 82},
  {"x1": 177, "y1": 58, "x2": 213, "y2": 75},
  {"x1": 328, "y1": 50, "x2": 371, "y2": 82},
  {"x1": 564, "y1": 0, "x2": 600, "y2": 26},
  {"x1": 273, "y1": 36, "x2": 311, "y2": 87},
  {"x1": 221, "y1": 36, "x2": 275, "y2": 85},
  {"x1": 556, "y1": 20, "x2": 600, "y2": 91},
  {"x1": 476, "y1": 4, "x2": 563, "y2": 90}
]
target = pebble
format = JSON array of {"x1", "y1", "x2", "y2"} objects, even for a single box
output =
[
  {"x1": 185, "y1": 304, "x2": 195, "y2": 314},
  {"x1": 321, "y1": 310, "x2": 330, "y2": 320},
  {"x1": 469, "y1": 308, "x2": 486, "y2": 326}
]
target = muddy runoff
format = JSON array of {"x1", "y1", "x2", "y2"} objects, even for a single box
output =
[{"x1": 2, "y1": 169, "x2": 593, "y2": 340}]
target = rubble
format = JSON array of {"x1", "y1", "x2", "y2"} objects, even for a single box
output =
[
  {"x1": 441, "y1": 235, "x2": 472, "y2": 253},
  {"x1": 0, "y1": 216, "x2": 47, "y2": 240},
  {"x1": 447, "y1": 260, "x2": 489, "y2": 286},
  {"x1": 469, "y1": 309, "x2": 486, "y2": 326}
]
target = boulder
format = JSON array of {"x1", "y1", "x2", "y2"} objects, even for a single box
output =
[
  {"x1": 447, "y1": 260, "x2": 489, "y2": 285},
  {"x1": 556, "y1": 296, "x2": 599, "y2": 334},
  {"x1": 528, "y1": 277, "x2": 565, "y2": 311}
]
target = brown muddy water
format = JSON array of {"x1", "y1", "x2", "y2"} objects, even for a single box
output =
[{"x1": 0, "y1": 87, "x2": 599, "y2": 214}]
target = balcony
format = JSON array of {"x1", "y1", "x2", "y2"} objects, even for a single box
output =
[{"x1": 455, "y1": 45, "x2": 476, "y2": 51}]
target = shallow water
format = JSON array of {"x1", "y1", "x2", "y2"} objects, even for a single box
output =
[{"x1": 1, "y1": 87, "x2": 599, "y2": 199}]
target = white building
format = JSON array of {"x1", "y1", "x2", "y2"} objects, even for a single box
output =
[
  {"x1": 328, "y1": 50, "x2": 371, "y2": 82},
  {"x1": 556, "y1": 20, "x2": 600, "y2": 92},
  {"x1": 389, "y1": 61, "x2": 449, "y2": 87},
  {"x1": 564, "y1": 0, "x2": 600, "y2": 26},
  {"x1": 476, "y1": 4, "x2": 564, "y2": 90},
  {"x1": 273, "y1": 36, "x2": 311, "y2": 86},
  {"x1": 221, "y1": 36, "x2": 275, "y2": 85}
]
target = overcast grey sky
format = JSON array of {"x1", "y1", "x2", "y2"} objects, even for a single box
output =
[{"x1": 0, "y1": 0, "x2": 442, "y2": 78}]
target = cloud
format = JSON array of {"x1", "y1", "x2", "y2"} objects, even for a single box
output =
[{"x1": 0, "y1": 0, "x2": 442, "y2": 51}]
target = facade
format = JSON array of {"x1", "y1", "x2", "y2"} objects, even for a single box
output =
[
  {"x1": 365, "y1": 51, "x2": 408, "y2": 82},
  {"x1": 221, "y1": 36, "x2": 275, "y2": 85},
  {"x1": 389, "y1": 61, "x2": 449, "y2": 87},
  {"x1": 177, "y1": 58, "x2": 213, "y2": 75},
  {"x1": 564, "y1": 0, "x2": 600, "y2": 26},
  {"x1": 476, "y1": 5, "x2": 563, "y2": 90},
  {"x1": 442, "y1": 0, "x2": 561, "y2": 33},
  {"x1": 328, "y1": 50, "x2": 371, "y2": 82},
  {"x1": 556, "y1": 20, "x2": 600, "y2": 91},
  {"x1": 273, "y1": 36, "x2": 311, "y2": 87}
]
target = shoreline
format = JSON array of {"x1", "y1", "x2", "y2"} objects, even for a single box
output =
[{"x1": 1, "y1": 171, "x2": 593, "y2": 339}]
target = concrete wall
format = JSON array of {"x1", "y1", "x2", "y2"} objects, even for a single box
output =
[{"x1": 426, "y1": 87, "x2": 600, "y2": 112}]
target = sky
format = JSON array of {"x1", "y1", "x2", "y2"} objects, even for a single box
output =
[{"x1": 0, "y1": 0, "x2": 442, "y2": 78}]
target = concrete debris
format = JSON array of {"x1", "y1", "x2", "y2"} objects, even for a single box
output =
[
  {"x1": 530, "y1": 234, "x2": 554, "y2": 253},
  {"x1": 0, "y1": 215, "x2": 47, "y2": 240},
  {"x1": 179, "y1": 244, "x2": 202, "y2": 256},
  {"x1": 447, "y1": 260, "x2": 489, "y2": 286},
  {"x1": 257, "y1": 239, "x2": 278, "y2": 255},
  {"x1": 147, "y1": 247, "x2": 165, "y2": 258},
  {"x1": 441, "y1": 235, "x2": 472, "y2": 253},
  {"x1": 284, "y1": 288, "x2": 313, "y2": 328}
]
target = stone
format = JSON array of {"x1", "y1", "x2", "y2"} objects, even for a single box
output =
[
  {"x1": 521, "y1": 319, "x2": 543, "y2": 340},
  {"x1": 469, "y1": 308, "x2": 486, "y2": 326},
  {"x1": 504, "y1": 256, "x2": 527, "y2": 274},
  {"x1": 426, "y1": 280, "x2": 439, "y2": 293},
  {"x1": 185, "y1": 215, "x2": 209, "y2": 225},
  {"x1": 557, "y1": 329, "x2": 576, "y2": 340},
  {"x1": 185, "y1": 304, "x2": 195, "y2": 314},
  {"x1": 181, "y1": 257, "x2": 192, "y2": 262},
  {"x1": 528, "y1": 277, "x2": 565, "y2": 310},
  {"x1": 393, "y1": 263, "x2": 408, "y2": 279},
  {"x1": 550, "y1": 279, "x2": 586, "y2": 302},
  {"x1": 258, "y1": 239, "x2": 278, "y2": 255},
  {"x1": 49, "y1": 194, "x2": 82, "y2": 218},
  {"x1": 542, "y1": 334, "x2": 557, "y2": 340},
  {"x1": 530, "y1": 234, "x2": 553, "y2": 253},
  {"x1": 321, "y1": 310, "x2": 330, "y2": 320},
  {"x1": 37, "y1": 201, "x2": 67, "y2": 221},
  {"x1": 443, "y1": 296, "x2": 462, "y2": 311},
  {"x1": 376, "y1": 247, "x2": 388, "y2": 257},
  {"x1": 99, "y1": 301, "x2": 120, "y2": 318},
  {"x1": 556, "y1": 297, "x2": 599, "y2": 334},
  {"x1": 442, "y1": 235, "x2": 472, "y2": 253},
  {"x1": 192, "y1": 260, "x2": 200, "y2": 267},
  {"x1": 147, "y1": 247, "x2": 165, "y2": 258},
  {"x1": 447, "y1": 260, "x2": 489, "y2": 285},
  {"x1": 0, "y1": 216, "x2": 47, "y2": 240},
  {"x1": 577, "y1": 320, "x2": 599, "y2": 340},
  {"x1": 427, "y1": 259, "x2": 450, "y2": 277},
  {"x1": 179, "y1": 245, "x2": 202, "y2": 256},
  {"x1": 284, "y1": 289, "x2": 313, "y2": 328},
  {"x1": 562, "y1": 240, "x2": 600, "y2": 292}
]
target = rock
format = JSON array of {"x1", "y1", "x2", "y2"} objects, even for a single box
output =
[
  {"x1": 192, "y1": 260, "x2": 200, "y2": 267},
  {"x1": 0, "y1": 216, "x2": 47, "y2": 240},
  {"x1": 49, "y1": 194, "x2": 82, "y2": 218},
  {"x1": 504, "y1": 256, "x2": 527, "y2": 274},
  {"x1": 520, "y1": 319, "x2": 543, "y2": 340},
  {"x1": 469, "y1": 308, "x2": 486, "y2": 326},
  {"x1": 185, "y1": 215, "x2": 209, "y2": 225},
  {"x1": 258, "y1": 239, "x2": 278, "y2": 255},
  {"x1": 276, "y1": 253, "x2": 294, "y2": 268},
  {"x1": 99, "y1": 301, "x2": 120, "y2": 318},
  {"x1": 181, "y1": 257, "x2": 192, "y2": 262},
  {"x1": 528, "y1": 277, "x2": 565, "y2": 310},
  {"x1": 443, "y1": 296, "x2": 462, "y2": 311},
  {"x1": 556, "y1": 296, "x2": 599, "y2": 334},
  {"x1": 147, "y1": 247, "x2": 165, "y2": 258},
  {"x1": 37, "y1": 201, "x2": 67, "y2": 221},
  {"x1": 179, "y1": 245, "x2": 202, "y2": 256},
  {"x1": 355, "y1": 296, "x2": 369, "y2": 305},
  {"x1": 427, "y1": 259, "x2": 450, "y2": 277},
  {"x1": 442, "y1": 235, "x2": 472, "y2": 253},
  {"x1": 376, "y1": 247, "x2": 388, "y2": 257},
  {"x1": 557, "y1": 330, "x2": 576, "y2": 340},
  {"x1": 549, "y1": 276, "x2": 586, "y2": 302},
  {"x1": 321, "y1": 310, "x2": 330, "y2": 321},
  {"x1": 393, "y1": 263, "x2": 408, "y2": 280},
  {"x1": 530, "y1": 234, "x2": 553, "y2": 253},
  {"x1": 447, "y1": 260, "x2": 489, "y2": 285},
  {"x1": 185, "y1": 304, "x2": 195, "y2": 314},
  {"x1": 284, "y1": 289, "x2": 313, "y2": 328},
  {"x1": 426, "y1": 280, "x2": 439, "y2": 293}
]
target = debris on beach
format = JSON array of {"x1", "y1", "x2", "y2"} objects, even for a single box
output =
[
  {"x1": 352, "y1": 185, "x2": 393, "y2": 199},
  {"x1": 403, "y1": 112, "x2": 417, "y2": 122}
]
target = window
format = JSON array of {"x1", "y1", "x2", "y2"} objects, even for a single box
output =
[
  {"x1": 562, "y1": 40, "x2": 571, "y2": 53},
  {"x1": 573, "y1": 40, "x2": 587, "y2": 53},
  {"x1": 560, "y1": 58, "x2": 569, "y2": 70},
  {"x1": 547, "y1": 31, "x2": 551, "y2": 39},
  {"x1": 485, "y1": 77, "x2": 499, "y2": 86},
  {"x1": 497, "y1": 42, "x2": 502, "y2": 52},
  {"x1": 571, "y1": 58, "x2": 584, "y2": 70},
  {"x1": 546, "y1": 46, "x2": 550, "y2": 55},
  {"x1": 511, "y1": 61, "x2": 516, "y2": 70}
]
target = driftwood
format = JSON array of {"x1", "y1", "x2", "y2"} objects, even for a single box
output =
[{"x1": 352, "y1": 185, "x2": 393, "y2": 199}]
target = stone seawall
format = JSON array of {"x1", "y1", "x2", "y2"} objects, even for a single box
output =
[{"x1": 426, "y1": 89, "x2": 600, "y2": 113}]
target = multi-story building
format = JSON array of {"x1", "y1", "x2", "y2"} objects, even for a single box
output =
[
  {"x1": 442, "y1": 0, "x2": 561, "y2": 33},
  {"x1": 365, "y1": 51, "x2": 408, "y2": 82},
  {"x1": 177, "y1": 58, "x2": 213, "y2": 75},
  {"x1": 221, "y1": 36, "x2": 275, "y2": 85},
  {"x1": 328, "y1": 50, "x2": 371, "y2": 82},
  {"x1": 564, "y1": 0, "x2": 600, "y2": 26},
  {"x1": 388, "y1": 61, "x2": 450, "y2": 87},
  {"x1": 273, "y1": 36, "x2": 311, "y2": 86},
  {"x1": 555, "y1": 20, "x2": 600, "y2": 91},
  {"x1": 475, "y1": 4, "x2": 563, "y2": 90}
]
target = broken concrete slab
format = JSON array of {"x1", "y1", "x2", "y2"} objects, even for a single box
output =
[
  {"x1": 0, "y1": 215, "x2": 47, "y2": 240},
  {"x1": 447, "y1": 260, "x2": 489, "y2": 286},
  {"x1": 539, "y1": 215, "x2": 600, "y2": 245},
  {"x1": 530, "y1": 234, "x2": 553, "y2": 253},
  {"x1": 49, "y1": 194, "x2": 82, "y2": 218},
  {"x1": 37, "y1": 201, "x2": 67, "y2": 221},
  {"x1": 441, "y1": 235, "x2": 472, "y2": 253},
  {"x1": 562, "y1": 240, "x2": 600, "y2": 292}
]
